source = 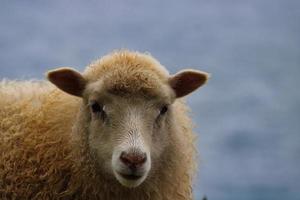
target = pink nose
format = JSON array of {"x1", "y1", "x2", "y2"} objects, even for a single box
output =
[{"x1": 120, "y1": 151, "x2": 147, "y2": 169}]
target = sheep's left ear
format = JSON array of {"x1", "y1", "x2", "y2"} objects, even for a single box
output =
[
  {"x1": 169, "y1": 69, "x2": 209, "y2": 98},
  {"x1": 47, "y1": 67, "x2": 86, "y2": 97}
]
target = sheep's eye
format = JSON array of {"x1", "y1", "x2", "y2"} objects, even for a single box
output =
[
  {"x1": 90, "y1": 101, "x2": 103, "y2": 113},
  {"x1": 159, "y1": 105, "x2": 168, "y2": 115},
  {"x1": 90, "y1": 101, "x2": 107, "y2": 121}
]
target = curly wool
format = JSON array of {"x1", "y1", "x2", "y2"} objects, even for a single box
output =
[{"x1": 0, "y1": 51, "x2": 198, "y2": 200}]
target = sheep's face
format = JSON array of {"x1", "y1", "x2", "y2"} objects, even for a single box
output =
[
  {"x1": 85, "y1": 88, "x2": 173, "y2": 187},
  {"x1": 47, "y1": 51, "x2": 209, "y2": 188}
]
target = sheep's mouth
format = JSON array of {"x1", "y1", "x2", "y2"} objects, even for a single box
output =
[{"x1": 118, "y1": 172, "x2": 142, "y2": 180}]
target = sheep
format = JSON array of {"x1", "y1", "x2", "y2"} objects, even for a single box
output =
[{"x1": 0, "y1": 50, "x2": 209, "y2": 200}]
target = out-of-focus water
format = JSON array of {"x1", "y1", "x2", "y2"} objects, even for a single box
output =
[{"x1": 1, "y1": 1, "x2": 299, "y2": 199}]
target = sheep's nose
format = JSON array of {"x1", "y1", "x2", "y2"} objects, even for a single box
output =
[{"x1": 120, "y1": 151, "x2": 147, "y2": 170}]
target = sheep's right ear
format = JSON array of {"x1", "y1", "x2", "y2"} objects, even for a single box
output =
[{"x1": 47, "y1": 67, "x2": 86, "y2": 97}]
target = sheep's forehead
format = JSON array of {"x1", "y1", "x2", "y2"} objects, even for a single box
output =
[
  {"x1": 84, "y1": 50, "x2": 172, "y2": 98},
  {"x1": 86, "y1": 73, "x2": 173, "y2": 101}
]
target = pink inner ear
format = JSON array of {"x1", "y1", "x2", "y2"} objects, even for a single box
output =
[
  {"x1": 170, "y1": 71, "x2": 207, "y2": 98},
  {"x1": 48, "y1": 68, "x2": 86, "y2": 97}
]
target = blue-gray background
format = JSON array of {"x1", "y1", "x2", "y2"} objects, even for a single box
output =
[{"x1": 1, "y1": 1, "x2": 299, "y2": 199}]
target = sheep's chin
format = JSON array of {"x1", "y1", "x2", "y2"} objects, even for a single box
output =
[{"x1": 113, "y1": 170, "x2": 148, "y2": 188}]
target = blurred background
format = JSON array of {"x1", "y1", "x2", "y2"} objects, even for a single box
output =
[{"x1": 1, "y1": 0, "x2": 299, "y2": 199}]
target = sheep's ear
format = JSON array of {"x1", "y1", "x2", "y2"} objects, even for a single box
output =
[
  {"x1": 47, "y1": 67, "x2": 86, "y2": 97},
  {"x1": 169, "y1": 69, "x2": 209, "y2": 98}
]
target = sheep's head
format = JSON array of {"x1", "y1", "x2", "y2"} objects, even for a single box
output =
[{"x1": 47, "y1": 51, "x2": 209, "y2": 188}]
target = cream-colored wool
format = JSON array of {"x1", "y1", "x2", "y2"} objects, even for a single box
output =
[{"x1": 0, "y1": 50, "x2": 208, "y2": 200}]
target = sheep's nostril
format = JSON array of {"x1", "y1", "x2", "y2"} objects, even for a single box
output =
[{"x1": 120, "y1": 152, "x2": 147, "y2": 169}]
